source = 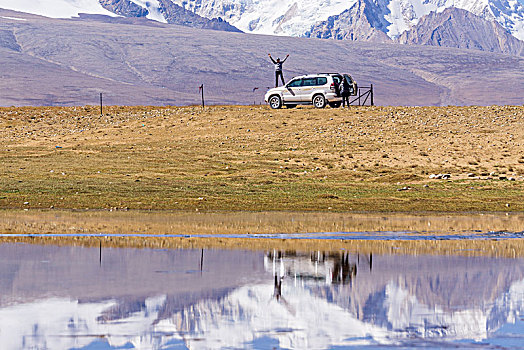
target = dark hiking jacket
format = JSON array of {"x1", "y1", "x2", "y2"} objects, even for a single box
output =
[
  {"x1": 270, "y1": 56, "x2": 288, "y2": 72},
  {"x1": 340, "y1": 80, "x2": 351, "y2": 96}
]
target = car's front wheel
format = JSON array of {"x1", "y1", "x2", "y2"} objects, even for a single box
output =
[
  {"x1": 269, "y1": 95, "x2": 282, "y2": 109},
  {"x1": 313, "y1": 94, "x2": 326, "y2": 109}
]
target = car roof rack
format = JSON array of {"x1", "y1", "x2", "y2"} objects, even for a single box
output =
[{"x1": 318, "y1": 73, "x2": 340, "y2": 75}]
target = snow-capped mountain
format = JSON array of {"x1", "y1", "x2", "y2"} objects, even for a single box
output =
[
  {"x1": 1, "y1": 0, "x2": 523, "y2": 53},
  {"x1": 1, "y1": 0, "x2": 523, "y2": 40},
  {"x1": 100, "y1": 0, "x2": 241, "y2": 31},
  {"x1": 172, "y1": 0, "x2": 524, "y2": 41},
  {"x1": 0, "y1": 0, "x2": 241, "y2": 31},
  {"x1": 3, "y1": 243, "x2": 524, "y2": 349},
  {"x1": 2, "y1": 271, "x2": 524, "y2": 349},
  {"x1": 1, "y1": 8, "x2": 523, "y2": 106},
  {"x1": 397, "y1": 7, "x2": 524, "y2": 56}
]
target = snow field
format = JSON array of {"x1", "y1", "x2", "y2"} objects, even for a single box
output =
[{"x1": 0, "y1": 0, "x2": 116, "y2": 18}]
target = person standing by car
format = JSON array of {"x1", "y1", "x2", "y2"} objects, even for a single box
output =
[
  {"x1": 340, "y1": 77, "x2": 351, "y2": 108},
  {"x1": 268, "y1": 53, "x2": 289, "y2": 87}
]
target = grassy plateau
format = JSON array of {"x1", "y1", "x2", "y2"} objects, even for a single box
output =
[{"x1": 1, "y1": 105, "x2": 523, "y2": 212}]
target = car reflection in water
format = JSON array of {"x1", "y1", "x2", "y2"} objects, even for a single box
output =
[
  {"x1": 1, "y1": 244, "x2": 524, "y2": 349},
  {"x1": 265, "y1": 250, "x2": 367, "y2": 287}
]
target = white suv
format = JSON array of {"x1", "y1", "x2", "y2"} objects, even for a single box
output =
[{"x1": 265, "y1": 73, "x2": 348, "y2": 109}]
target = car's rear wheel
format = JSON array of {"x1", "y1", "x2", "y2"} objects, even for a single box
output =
[
  {"x1": 313, "y1": 94, "x2": 326, "y2": 109},
  {"x1": 329, "y1": 102, "x2": 341, "y2": 108},
  {"x1": 269, "y1": 95, "x2": 282, "y2": 109},
  {"x1": 285, "y1": 104, "x2": 297, "y2": 109}
]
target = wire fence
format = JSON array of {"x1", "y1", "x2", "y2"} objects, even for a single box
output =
[
  {"x1": 248, "y1": 84, "x2": 374, "y2": 106},
  {"x1": 96, "y1": 83, "x2": 374, "y2": 111}
]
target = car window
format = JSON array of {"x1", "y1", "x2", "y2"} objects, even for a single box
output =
[
  {"x1": 302, "y1": 78, "x2": 318, "y2": 87},
  {"x1": 344, "y1": 74, "x2": 353, "y2": 84},
  {"x1": 287, "y1": 79, "x2": 302, "y2": 87},
  {"x1": 332, "y1": 76, "x2": 341, "y2": 85},
  {"x1": 317, "y1": 77, "x2": 328, "y2": 85}
]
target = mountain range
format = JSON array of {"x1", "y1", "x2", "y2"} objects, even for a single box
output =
[
  {"x1": 1, "y1": 8, "x2": 523, "y2": 107},
  {"x1": 2, "y1": 244, "x2": 524, "y2": 349},
  {"x1": 1, "y1": 0, "x2": 523, "y2": 56}
]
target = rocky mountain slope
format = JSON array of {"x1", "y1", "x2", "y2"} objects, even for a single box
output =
[
  {"x1": 99, "y1": 0, "x2": 148, "y2": 18},
  {"x1": 176, "y1": 0, "x2": 524, "y2": 41},
  {"x1": 0, "y1": 0, "x2": 240, "y2": 31},
  {"x1": 1, "y1": 0, "x2": 523, "y2": 55},
  {"x1": 306, "y1": 0, "x2": 391, "y2": 43},
  {"x1": 397, "y1": 7, "x2": 524, "y2": 56},
  {"x1": 308, "y1": 0, "x2": 524, "y2": 55},
  {"x1": 99, "y1": 0, "x2": 240, "y2": 31},
  {"x1": 0, "y1": 9, "x2": 523, "y2": 107}
]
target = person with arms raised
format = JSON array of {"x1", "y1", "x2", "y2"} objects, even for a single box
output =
[{"x1": 268, "y1": 53, "x2": 289, "y2": 87}]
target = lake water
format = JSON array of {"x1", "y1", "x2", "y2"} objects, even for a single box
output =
[{"x1": 1, "y1": 243, "x2": 524, "y2": 349}]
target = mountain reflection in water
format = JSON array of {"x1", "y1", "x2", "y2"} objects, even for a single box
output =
[{"x1": 0, "y1": 244, "x2": 524, "y2": 349}]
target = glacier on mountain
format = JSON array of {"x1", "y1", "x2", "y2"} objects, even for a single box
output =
[
  {"x1": 0, "y1": 0, "x2": 116, "y2": 18},
  {"x1": 171, "y1": 0, "x2": 355, "y2": 36},
  {"x1": 0, "y1": 0, "x2": 523, "y2": 41},
  {"x1": 384, "y1": 0, "x2": 524, "y2": 40},
  {"x1": 128, "y1": 0, "x2": 167, "y2": 22},
  {"x1": 172, "y1": 0, "x2": 524, "y2": 40}
]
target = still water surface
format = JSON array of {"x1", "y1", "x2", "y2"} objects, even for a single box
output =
[{"x1": 1, "y1": 243, "x2": 524, "y2": 349}]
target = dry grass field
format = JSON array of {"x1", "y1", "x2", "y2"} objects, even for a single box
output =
[
  {"x1": 2, "y1": 211, "x2": 523, "y2": 236},
  {"x1": 1, "y1": 210, "x2": 524, "y2": 258},
  {"x1": 1, "y1": 105, "x2": 523, "y2": 212}
]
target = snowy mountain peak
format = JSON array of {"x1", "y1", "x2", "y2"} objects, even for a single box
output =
[
  {"x1": 382, "y1": 0, "x2": 524, "y2": 40},
  {"x1": 397, "y1": 7, "x2": 524, "y2": 56},
  {"x1": 169, "y1": 0, "x2": 524, "y2": 41},
  {"x1": 0, "y1": 0, "x2": 523, "y2": 53}
]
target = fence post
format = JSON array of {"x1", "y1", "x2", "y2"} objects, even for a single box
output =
[
  {"x1": 370, "y1": 84, "x2": 374, "y2": 106},
  {"x1": 199, "y1": 84, "x2": 205, "y2": 108},
  {"x1": 358, "y1": 88, "x2": 361, "y2": 106},
  {"x1": 100, "y1": 93, "x2": 103, "y2": 116}
]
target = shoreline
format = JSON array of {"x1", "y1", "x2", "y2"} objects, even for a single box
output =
[
  {"x1": 2, "y1": 235, "x2": 524, "y2": 259},
  {"x1": 1, "y1": 209, "x2": 523, "y2": 257}
]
